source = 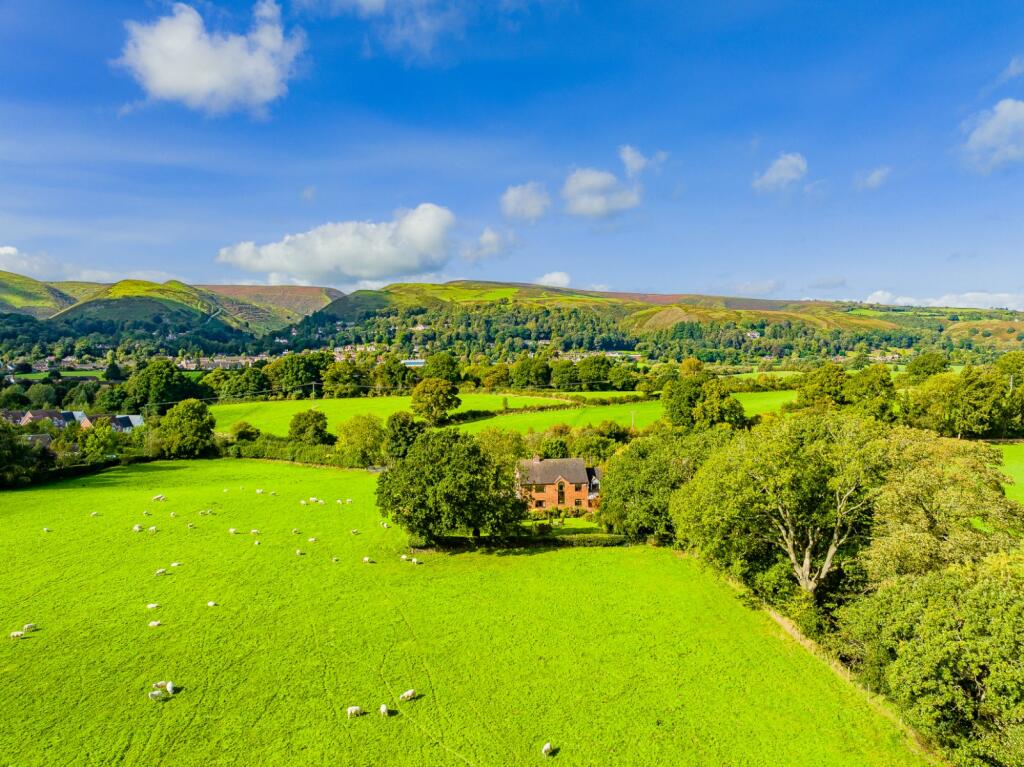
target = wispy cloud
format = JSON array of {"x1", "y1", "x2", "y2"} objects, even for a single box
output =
[
  {"x1": 854, "y1": 166, "x2": 891, "y2": 190},
  {"x1": 866, "y1": 289, "x2": 1024, "y2": 311},
  {"x1": 0, "y1": 245, "x2": 176, "y2": 283},
  {"x1": 752, "y1": 152, "x2": 807, "y2": 192},
  {"x1": 562, "y1": 168, "x2": 640, "y2": 218},
  {"x1": 962, "y1": 98, "x2": 1024, "y2": 171},
  {"x1": 618, "y1": 145, "x2": 667, "y2": 178},
  {"x1": 501, "y1": 181, "x2": 551, "y2": 222}
]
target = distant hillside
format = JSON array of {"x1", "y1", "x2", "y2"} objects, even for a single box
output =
[
  {"x1": 0, "y1": 271, "x2": 343, "y2": 335},
  {"x1": 0, "y1": 270, "x2": 76, "y2": 319}
]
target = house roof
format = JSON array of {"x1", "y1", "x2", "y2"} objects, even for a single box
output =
[{"x1": 517, "y1": 457, "x2": 589, "y2": 485}]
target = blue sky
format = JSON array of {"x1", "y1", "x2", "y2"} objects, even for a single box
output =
[{"x1": 3, "y1": 1, "x2": 1024, "y2": 307}]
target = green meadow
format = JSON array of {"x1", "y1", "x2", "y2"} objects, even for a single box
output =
[
  {"x1": 0, "y1": 460, "x2": 932, "y2": 766},
  {"x1": 1000, "y1": 443, "x2": 1024, "y2": 504},
  {"x1": 209, "y1": 392, "x2": 565, "y2": 435}
]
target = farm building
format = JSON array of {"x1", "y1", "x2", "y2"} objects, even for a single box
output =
[{"x1": 516, "y1": 456, "x2": 601, "y2": 510}]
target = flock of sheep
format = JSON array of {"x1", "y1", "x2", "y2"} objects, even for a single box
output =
[{"x1": 17, "y1": 482, "x2": 557, "y2": 758}]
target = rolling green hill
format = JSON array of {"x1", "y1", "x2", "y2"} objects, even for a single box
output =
[
  {"x1": 0, "y1": 271, "x2": 344, "y2": 335},
  {"x1": 0, "y1": 270, "x2": 77, "y2": 319}
]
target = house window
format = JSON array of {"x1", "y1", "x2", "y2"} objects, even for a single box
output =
[
  {"x1": 574, "y1": 499, "x2": 582, "y2": 507},
  {"x1": 535, "y1": 500, "x2": 545, "y2": 508},
  {"x1": 574, "y1": 484, "x2": 582, "y2": 491},
  {"x1": 557, "y1": 482, "x2": 565, "y2": 505}
]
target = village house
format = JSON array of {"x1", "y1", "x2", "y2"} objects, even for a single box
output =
[{"x1": 516, "y1": 456, "x2": 601, "y2": 511}]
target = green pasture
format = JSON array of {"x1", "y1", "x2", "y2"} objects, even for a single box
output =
[
  {"x1": 1001, "y1": 443, "x2": 1024, "y2": 504},
  {"x1": 210, "y1": 393, "x2": 566, "y2": 435},
  {"x1": 0, "y1": 460, "x2": 931, "y2": 766},
  {"x1": 734, "y1": 389, "x2": 798, "y2": 416},
  {"x1": 16, "y1": 370, "x2": 105, "y2": 381}
]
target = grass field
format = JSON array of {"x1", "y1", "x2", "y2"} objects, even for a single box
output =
[
  {"x1": 1000, "y1": 443, "x2": 1024, "y2": 504},
  {"x1": 210, "y1": 393, "x2": 568, "y2": 435},
  {"x1": 0, "y1": 460, "x2": 932, "y2": 766},
  {"x1": 17, "y1": 370, "x2": 104, "y2": 381},
  {"x1": 734, "y1": 389, "x2": 798, "y2": 415}
]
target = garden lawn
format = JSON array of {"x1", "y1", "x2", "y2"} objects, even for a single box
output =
[
  {"x1": 210, "y1": 393, "x2": 567, "y2": 435},
  {"x1": 0, "y1": 460, "x2": 935, "y2": 766}
]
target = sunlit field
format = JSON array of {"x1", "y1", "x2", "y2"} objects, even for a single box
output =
[{"x1": 0, "y1": 460, "x2": 931, "y2": 766}]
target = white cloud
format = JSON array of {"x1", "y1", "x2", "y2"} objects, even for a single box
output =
[
  {"x1": 854, "y1": 166, "x2": 891, "y2": 190},
  {"x1": 734, "y1": 279, "x2": 781, "y2": 296},
  {"x1": 998, "y1": 56, "x2": 1024, "y2": 85},
  {"x1": 752, "y1": 152, "x2": 807, "y2": 192},
  {"x1": 301, "y1": 185, "x2": 317, "y2": 202},
  {"x1": 618, "y1": 145, "x2": 668, "y2": 178},
  {"x1": 463, "y1": 226, "x2": 513, "y2": 261},
  {"x1": 501, "y1": 182, "x2": 550, "y2": 221},
  {"x1": 534, "y1": 271, "x2": 571, "y2": 288},
  {"x1": 217, "y1": 202, "x2": 457, "y2": 284},
  {"x1": 963, "y1": 98, "x2": 1024, "y2": 171},
  {"x1": 866, "y1": 289, "x2": 1024, "y2": 311},
  {"x1": 562, "y1": 168, "x2": 640, "y2": 218},
  {"x1": 0, "y1": 246, "x2": 177, "y2": 283},
  {"x1": 117, "y1": 1, "x2": 305, "y2": 116}
]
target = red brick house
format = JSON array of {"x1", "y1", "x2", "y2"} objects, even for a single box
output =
[{"x1": 516, "y1": 456, "x2": 601, "y2": 511}]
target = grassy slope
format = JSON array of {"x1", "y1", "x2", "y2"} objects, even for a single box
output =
[
  {"x1": 199, "y1": 285, "x2": 344, "y2": 328},
  {"x1": 0, "y1": 270, "x2": 76, "y2": 318},
  {"x1": 0, "y1": 460, "x2": 932, "y2": 766},
  {"x1": 210, "y1": 393, "x2": 570, "y2": 435},
  {"x1": 48, "y1": 281, "x2": 107, "y2": 301}
]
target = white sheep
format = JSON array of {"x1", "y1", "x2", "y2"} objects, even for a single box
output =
[
  {"x1": 254, "y1": 540, "x2": 261, "y2": 546},
  {"x1": 148, "y1": 690, "x2": 164, "y2": 701},
  {"x1": 143, "y1": 510, "x2": 152, "y2": 516},
  {"x1": 207, "y1": 601, "x2": 216, "y2": 607},
  {"x1": 331, "y1": 557, "x2": 339, "y2": 563},
  {"x1": 317, "y1": 499, "x2": 325, "y2": 505},
  {"x1": 309, "y1": 497, "x2": 318, "y2": 503},
  {"x1": 255, "y1": 489, "x2": 264, "y2": 495},
  {"x1": 170, "y1": 562, "x2": 181, "y2": 568},
  {"x1": 400, "y1": 554, "x2": 408, "y2": 561},
  {"x1": 362, "y1": 556, "x2": 372, "y2": 564},
  {"x1": 228, "y1": 528, "x2": 237, "y2": 535},
  {"x1": 148, "y1": 620, "x2": 161, "y2": 627},
  {"x1": 292, "y1": 528, "x2": 300, "y2": 535},
  {"x1": 346, "y1": 706, "x2": 363, "y2": 718},
  {"x1": 169, "y1": 512, "x2": 177, "y2": 518},
  {"x1": 336, "y1": 499, "x2": 343, "y2": 505},
  {"x1": 542, "y1": 742, "x2": 553, "y2": 757},
  {"x1": 299, "y1": 500, "x2": 307, "y2": 507},
  {"x1": 147, "y1": 603, "x2": 159, "y2": 609},
  {"x1": 42, "y1": 527, "x2": 50, "y2": 533},
  {"x1": 411, "y1": 558, "x2": 420, "y2": 565},
  {"x1": 307, "y1": 537, "x2": 317, "y2": 543},
  {"x1": 165, "y1": 681, "x2": 175, "y2": 694},
  {"x1": 148, "y1": 526, "x2": 157, "y2": 533},
  {"x1": 154, "y1": 568, "x2": 166, "y2": 576},
  {"x1": 90, "y1": 512, "x2": 99, "y2": 517},
  {"x1": 132, "y1": 524, "x2": 143, "y2": 533},
  {"x1": 270, "y1": 491, "x2": 277, "y2": 496},
  {"x1": 379, "y1": 704, "x2": 389, "y2": 718},
  {"x1": 350, "y1": 529, "x2": 360, "y2": 535},
  {"x1": 10, "y1": 631, "x2": 24, "y2": 640},
  {"x1": 187, "y1": 523, "x2": 195, "y2": 529},
  {"x1": 250, "y1": 529, "x2": 260, "y2": 535},
  {"x1": 346, "y1": 499, "x2": 352, "y2": 504},
  {"x1": 296, "y1": 549, "x2": 304, "y2": 556},
  {"x1": 399, "y1": 689, "x2": 415, "y2": 702},
  {"x1": 152, "y1": 494, "x2": 165, "y2": 501},
  {"x1": 23, "y1": 623, "x2": 35, "y2": 632}
]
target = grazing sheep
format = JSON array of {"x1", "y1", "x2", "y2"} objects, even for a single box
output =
[
  {"x1": 379, "y1": 704, "x2": 389, "y2": 718},
  {"x1": 250, "y1": 529, "x2": 260, "y2": 535},
  {"x1": 255, "y1": 489, "x2": 264, "y2": 495},
  {"x1": 309, "y1": 497, "x2": 318, "y2": 503},
  {"x1": 307, "y1": 537, "x2": 317, "y2": 543},
  {"x1": 336, "y1": 499, "x2": 343, "y2": 505},
  {"x1": 346, "y1": 706, "x2": 363, "y2": 718},
  {"x1": 382, "y1": 522, "x2": 389, "y2": 529},
  {"x1": 23, "y1": 623, "x2": 35, "y2": 632},
  {"x1": 152, "y1": 494, "x2": 165, "y2": 501},
  {"x1": 132, "y1": 524, "x2": 143, "y2": 533},
  {"x1": 90, "y1": 512, "x2": 99, "y2": 517},
  {"x1": 154, "y1": 568, "x2": 166, "y2": 576},
  {"x1": 350, "y1": 529, "x2": 360, "y2": 535},
  {"x1": 400, "y1": 555, "x2": 408, "y2": 561},
  {"x1": 148, "y1": 690, "x2": 164, "y2": 701},
  {"x1": 346, "y1": 499, "x2": 353, "y2": 504},
  {"x1": 148, "y1": 620, "x2": 161, "y2": 627},
  {"x1": 270, "y1": 491, "x2": 277, "y2": 496},
  {"x1": 10, "y1": 631, "x2": 24, "y2": 640},
  {"x1": 292, "y1": 528, "x2": 300, "y2": 535},
  {"x1": 411, "y1": 558, "x2": 420, "y2": 565},
  {"x1": 170, "y1": 562, "x2": 181, "y2": 568},
  {"x1": 148, "y1": 526, "x2": 157, "y2": 533},
  {"x1": 399, "y1": 689, "x2": 415, "y2": 702},
  {"x1": 170, "y1": 512, "x2": 177, "y2": 518},
  {"x1": 207, "y1": 601, "x2": 216, "y2": 607},
  {"x1": 187, "y1": 523, "x2": 195, "y2": 529},
  {"x1": 299, "y1": 500, "x2": 307, "y2": 507},
  {"x1": 42, "y1": 527, "x2": 50, "y2": 533},
  {"x1": 228, "y1": 528, "x2": 237, "y2": 535},
  {"x1": 147, "y1": 603, "x2": 159, "y2": 609},
  {"x1": 254, "y1": 540, "x2": 261, "y2": 546},
  {"x1": 317, "y1": 499, "x2": 325, "y2": 505},
  {"x1": 143, "y1": 510, "x2": 152, "y2": 516},
  {"x1": 165, "y1": 681, "x2": 175, "y2": 694},
  {"x1": 296, "y1": 549, "x2": 304, "y2": 556},
  {"x1": 542, "y1": 742, "x2": 553, "y2": 757},
  {"x1": 362, "y1": 557, "x2": 372, "y2": 564},
  {"x1": 331, "y1": 557, "x2": 338, "y2": 563}
]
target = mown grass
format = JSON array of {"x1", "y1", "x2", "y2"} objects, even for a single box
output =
[
  {"x1": 0, "y1": 460, "x2": 932, "y2": 766},
  {"x1": 210, "y1": 393, "x2": 568, "y2": 435},
  {"x1": 734, "y1": 389, "x2": 798, "y2": 415}
]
